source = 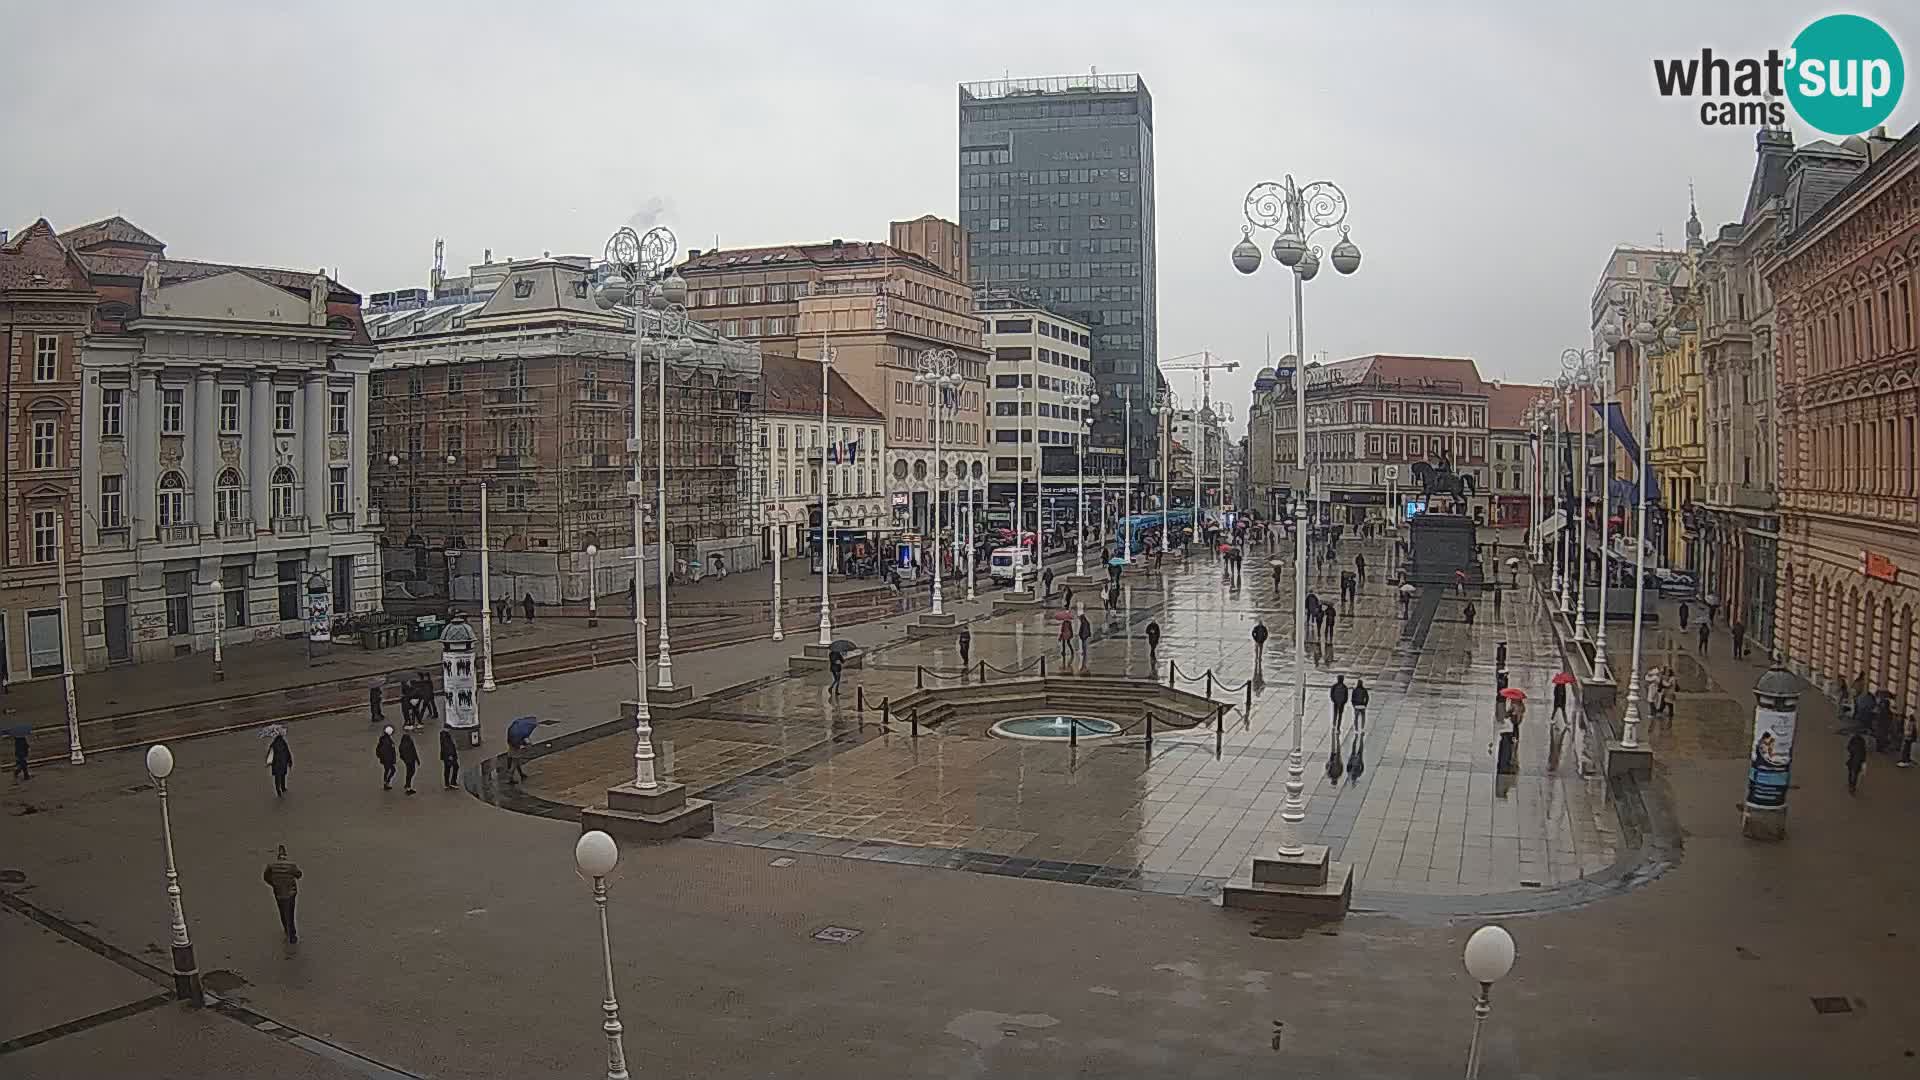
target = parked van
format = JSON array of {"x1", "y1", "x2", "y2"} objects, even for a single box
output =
[{"x1": 989, "y1": 546, "x2": 1034, "y2": 584}]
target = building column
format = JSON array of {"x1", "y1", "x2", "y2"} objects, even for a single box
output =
[
  {"x1": 302, "y1": 373, "x2": 326, "y2": 525},
  {"x1": 350, "y1": 372, "x2": 369, "y2": 530},
  {"x1": 193, "y1": 374, "x2": 217, "y2": 533},
  {"x1": 249, "y1": 371, "x2": 273, "y2": 526},
  {"x1": 137, "y1": 370, "x2": 160, "y2": 538}
]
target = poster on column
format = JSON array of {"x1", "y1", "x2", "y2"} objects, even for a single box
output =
[
  {"x1": 1744, "y1": 705, "x2": 1796, "y2": 809},
  {"x1": 442, "y1": 647, "x2": 479, "y2": 734}
]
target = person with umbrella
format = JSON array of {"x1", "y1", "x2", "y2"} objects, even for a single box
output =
[
  {"x1": 1077, "y1": 612, "x2": 1092, "y2": 665},
  {"x1": 375, "y1": 727, "x2": 398, "y2": 790},
  {"x1": 439, "y1": 726, "x2": 461, "y2": 790},
  {"x1": 263, "y1": 726, "x2": 293, "y2": 797},
  {"x1": 1146, "y1": 620, "x2": 1161, "y2": 667},
  {"x1": 505, "y1": 716, "x2": 537, "y2": 784},
  {"x1": 828, "y1": 647, "x2": 845, "y2": 697},
  {"x1": 398, "y1": 728, "x2": 421, "y2": 795},
  {"x1": 1495, "y1": 688, "x2": 1526, "y2": 774},
  {"x1": 1251, "y1": 621, "x2": 1269, "y2": 681},
  {"x1": 1057, "y1": 610, "x2": 1074, "y2": 662},
  {"x1": 1551, "y1": 672, "x2": 1572, "y2": 725},
  {"x1": 10, "y1": 723, "x2": 30, "y2": 782}
]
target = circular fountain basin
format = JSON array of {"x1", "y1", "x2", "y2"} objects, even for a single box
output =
[{"x1": 990, "y1": 714, "x2": 1123, "y2": 742}]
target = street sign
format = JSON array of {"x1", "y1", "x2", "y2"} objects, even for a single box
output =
[{"x1": 1383, "y1": 465, "x2": 1399, "y2": 480}]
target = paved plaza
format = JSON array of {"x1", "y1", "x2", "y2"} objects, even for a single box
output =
[
  {"x1": 524, "y1": 544, "x2": 1622, "y2": 909},
  {"x1": 7, "y1": 543, "x2": 1920, "y2": 1078}
]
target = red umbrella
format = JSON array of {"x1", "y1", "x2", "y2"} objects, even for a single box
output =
[
  {"x1": 1552, "y1": 672, "x2": 1576, "y2": 686},
  {"x1": 1052, "y1": 610, "x2": 1075, "y2": 622},
  {"x1": 1218, "y1": 544, "x2": 1231, "y2": 553},
  {"x1": 1500, "y1": 687, "x2": 1528, "y2": 702}
]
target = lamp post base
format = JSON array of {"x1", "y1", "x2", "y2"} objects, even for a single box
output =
[
  {"x1": 1604, "y1": 740, "x2": 1653, "y2": 781},
  {"x1": 172, "y1": 944, "x2": 204, "y2": 1006},
  {"x1": 1741, "y1": 804, "x2": 1787, "y2": 842}
]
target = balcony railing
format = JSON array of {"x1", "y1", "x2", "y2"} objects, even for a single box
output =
[
  {"x1": 160, "y1": 524, "x2": 198, "y2": 545},
  {"x1": 273, "y1": 516, "x2": 309, "y2": 537},
  {"x1": 218, "y1": 519, "x2": 255, "y2": 540}
]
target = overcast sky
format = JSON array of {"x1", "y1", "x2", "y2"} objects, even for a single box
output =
[{"x1": 4, "y1": 2, "x2": 1915, "y2": 434}]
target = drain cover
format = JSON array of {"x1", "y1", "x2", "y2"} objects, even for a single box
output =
[
  {"x1": 1811, "y1": 996, "x2": 1853, "y2": 1015},
  {"x1": 812, "y1": 925, "x2": 862, "y2": 944},
  {"x1": 769, "y1": 857, "x2": 796, "y2": 868}
]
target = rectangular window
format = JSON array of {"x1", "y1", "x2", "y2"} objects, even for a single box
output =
[
  {"x1": 330, "y1": 466, "x2": 349, "y2": 515},
  {"x1": 30, "y1": 509, "x2": 56, "y2": 564},
  {"x1": 33, "y1": 335, "x2": 57, "y2": 382},
  {"x1": 447, "y1": 368, "x2": 464, "y2": 392},
  {"x1": 99, "y1": 475, "x2": 125, "y2": 529},
  {"x1": 162, "y1": 388, "x2": 184, "y2": 433},
  {"x1": 222, "y1": 564, "x2": 248, "y2": 628},
  {"x1": 100, "y1": 388, "x2": 124, "y2": 436},
  {"x1": 31, "y1": 419, "x2": 56, "y2": 469},
  {"x1": 746, "y1": 286, "x2": 762, "y2": 303},
  {"x1": 219, "y1": 388, "x2": 242, "y2": 433},
  {"x1": 275, "y1": 389, "x2": 296, "y2": 432},
  {"x1": 277, "y1": 560, "x2": 302, "y2": 622},
  {"x1": 766, "y1": 316, "x2": 785, "y2": 336},
  {"x1": 166, "y1": 570, "x2": 192, "y2": 636},
  {"x1": 330, "y1": 390, "x2": 349, "y2": 433}
]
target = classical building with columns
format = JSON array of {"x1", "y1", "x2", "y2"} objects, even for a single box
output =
[
  {"x1": 1768, "y1": 124, "x2": 1919, "y2": 711},
  {"x1": 64, "y1": 217, "x2": 380, "y2": 668}
]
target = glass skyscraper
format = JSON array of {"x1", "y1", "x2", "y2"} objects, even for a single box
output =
[{"x1": 958, "y1": 73, "x2": 1157, "y2": 466}]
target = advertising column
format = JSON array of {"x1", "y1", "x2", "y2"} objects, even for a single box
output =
[
  {"x1": 439, "y1": 613, "x2": 481, "y2": 747},
  {"x1": 1742, "y1": 665, "x2": 1801, "y2": 841}
]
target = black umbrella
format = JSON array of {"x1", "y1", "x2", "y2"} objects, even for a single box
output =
[
  {"x1": 2, "y1": 722, "x2": 32, "y2": 738},
  {"x1": 829, "y1": 639, "x2": 856, "y2": 655}
]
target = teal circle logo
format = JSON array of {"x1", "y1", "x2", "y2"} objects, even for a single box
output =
[{"x1": 1787, "y1": 14, "x2": 1904, "y2": 136}]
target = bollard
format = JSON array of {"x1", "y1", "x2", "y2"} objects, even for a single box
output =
[
  {"x1": 857, "y1": 686, "x2": 865, "y2": 713},
  {"x1": 1168, "y1": 660, "x2": 1176, "y2": 687},
  {"x1": 1215, "y1": 705, "x2": 1224, "y2": 758},
  {"x1": 1040, "y1": 657, "x2": 1047, "y2": 678},
  {"x1": 1206, "y1": 671, "x2": 1215, "y2": 699},
  {"x1": 1070, "y1": 716, "x2": 1078, "y2": 749},
  {"x1": 881, "y1": 698, "x2": 890, "y2": 731},
  {"x1": 917, "y1": 666, "x2": 924, "y2": 690},
  {"x1": 911, "y1": 711, "x2": 920, "y2": 739},
  {"x1": 1146, "y1": 711, "x2": 1154, "y2": 753},
  {"x1": 978, "y1": 659, "x2": 986, "y2": 682},
  {"x1": 1246, "y1": 680, "x2": 1254, "y2": 715}
]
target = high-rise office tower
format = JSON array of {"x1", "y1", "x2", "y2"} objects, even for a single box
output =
[{"x1": 958, "y1": 74, "x2": 1157, "y2": 469}]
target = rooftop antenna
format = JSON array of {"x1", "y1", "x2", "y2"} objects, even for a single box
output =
[{"x1": 431, "y1": 238, "x2": 445, "y2": 299}]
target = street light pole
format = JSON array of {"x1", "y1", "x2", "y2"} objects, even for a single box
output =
[
  {"x1": 1593, "y1": 324, "x2": 1622, "y2": 682},
  {"x1": 965, "y1": 475, "x2": 978, "y2": 602},
  {"x1": 572, "y1": 831, "x2": 629, "y2": 1080},
  {"x1": 1013, "y1": 346, "x2": 1029, "y2": 595},
  {"x1": 598, "y1": 224, "x2": 679, "y2": 787},
  {"x1": 1620, "y1": 321, "x2": 1675, "y2": 748},
  {"x1": 917, "y1": 349, "x2": 960, "y2": 616},
  {"x1": 210, "y1": 579, "x2": 225, "y2": 682},
  {"x1": 1462, "y1": 925, "x2": 1516, "y2": 1080},
  {"x1": 56, "y1": 513, "x2": 82, "y2": 763},
  {"x1": 1121, "y1": 387, "x2": 1133, "y2": 563},
  {"x1": 770, "y1": 509, "x2": 784, "y2": 641},
  {"x1": 1233, "y1": 174, "x2": 1363, "y2": 858},
  {"x1": 586, "y1": 544, "x2": 599, "y2": 628},
  {"x1": 143, "y1": 744, "x2": 202, "y2": 1006},
  {"x1": 478, "y1": 482, "x2": 497, "y2": 691},
  {"x1": 816, "y1": 327, "x2": 834, "y2": 647}
]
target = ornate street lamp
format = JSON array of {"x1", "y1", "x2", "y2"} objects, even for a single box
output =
[
  {"x1": 144, "y1": 744, "x2": 203, "y2": 1005},
  {"x1": 915, "y1": 349, "x2": 962, "y2": 617},
  {"x1": 572, "y1": 831, "x2": 629, "y2": 1080},
  {"x1": 1232, "y1": 174, "x2": 1361, "y2": 859}
]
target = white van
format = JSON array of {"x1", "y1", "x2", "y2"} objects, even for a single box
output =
[{"x1": 989, "y1": 546, "x2": 1034, "y2": 584}]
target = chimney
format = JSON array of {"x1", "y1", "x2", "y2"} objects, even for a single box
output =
[
  {"x1": 831, "y1": 238, "x2": 844, "y2": 249},
  {"x1": 687, "y1": 249, "x2": 701, "y2": 258},
  {"x1": 0, "y1": 229, "x2": 8, "y2": 245}
]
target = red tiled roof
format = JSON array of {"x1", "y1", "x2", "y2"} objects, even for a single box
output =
[
  {"x1": 1308, "y1": 354, "x2": 1486, "y2": 391},
  {"x1": 76, "y1": 252, "x2": 358, "y2": 302},
  {"x1": 58, "y1": 215, "x2": 165, "y2": 254},
  {"x1": 758, "y1": 354, "x2": 883, "y2": 421},
  {"x1": 0, "y1": 219, "x2": 93, "y2": 293},
  {"x1": 1485, "y1": 382, "x2": 1550, "y2": 431}
]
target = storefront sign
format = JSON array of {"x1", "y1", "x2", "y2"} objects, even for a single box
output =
[
  {"x1": 1861, "y1": 550, "x2": 1899, "y2": 584},
  {"x1": 306, "y1": 588, "x2": 333, "y2": 643},
  {"x1": 1744, "y1": 705, "x2": 1796, "y2": 809}
]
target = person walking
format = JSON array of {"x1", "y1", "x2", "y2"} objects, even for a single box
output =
[
  {"x1": 1146, "y1": 620, "x2": 1161, "y2": 667},
  {"x1": 1061, "y1": 584, "x2": 1074, "y2": 613},
  {"x1": 1305, "y1": 592, "x2": 1322, "y2": 643},
  {"x1": 1697, "y1": 619, "x2": 1711, "y2": 654},
  {"x1": 1042, "y1": 566, "x2": 1055, "y2": 600},
  {"x1": 1899, "y1": 712, "x2": 1916, "y2": 769},
  {"x1": 1077, "y1": 612, "x2": 1092, "y2": 664},
  {"x1": 1350, "y1": 679, "x2": 1370, "y2": 733},
  {"x1": 1846, "y1": 730, "x2": 1868, "y2": 794},
  {"x1": 367, "y1": 682, "x2": 385, "y2": 727},
  {"x1": 497, "y1": 595, "x2": 511, "y2": 624},
  {"x1": 522, "y1": 593, "x2": 535, "y2": 622},
  {"x1": 398, "y1": 730, "x2": 420, "y2": 795},
  {"x1": 262, "y1": 845, "x2": 302, "y2": 944},
  {"x1": 958, "y1": 627, "x2": 971, "y2": 670},
  {"x1": 414, "y1": 671, "x2": 439, "y2": 725},
  {"x1": 398, "y1": 676, "x2": 420, "y2": 731},
  {"x1": 1322, "y1": 604, "x2": 1337, "y2": 642},
  {"x1": 1272, "y1": 561, "x2": 1285, "y2": 592},
  {"x1": 1463, "y1": 600, "x2": 1477, "y2": 628},
  {"x1": 1552, "y1": 679, "x2": 1569, "y2": 725},
  {"x1": 1330, "y1": 675, "x2": 1350, "y2": 729},
  {"x1": 376, "y1": 727, "x2": 398, "y2": 790},
  {"x1": 439, "y1": 727, "x2": 461, "y2": 789},
  {"x1": 1678, "y1": 601, "x2": 1690, "y2": 630},
  {"x1": 13, "y1": 732, "x2": 29, "y2": 782},
  {"x1": 1058, "y1": 614, "x2": 1073, "y2": 661},
  {"x1": 1731, "y1": 620, "x2": 1747, "y2": 659},
  {"x1": 1354, "y1": 553, "x2": 1367, "y2": 588},
  {"x1": 268, "y1": 733, "x2": 293, "y2": 797},
  {"x1": 828, "y1": 649, "x2": 844, "y2": 697}
]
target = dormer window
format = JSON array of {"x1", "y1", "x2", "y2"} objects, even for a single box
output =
[{"x1": 513, "y1": 278, "x2": 535, "y2": 298}]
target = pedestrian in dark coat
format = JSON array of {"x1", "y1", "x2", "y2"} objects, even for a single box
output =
[
  {"x1": 368, "y1": 684, "x2": 384, "y2": 726},
  {"x1": 1042, "y1": 567, "x2": 1055, "y2": 599},
  {"x1": 1330, "y1": 675, "x2": 1350, "y2": 727},
  {"x1": 958, "y1": 627, "x2": 971, "y2": 669},
  {"x1": 1697, "y1": 620, "x2": 1711, "y2": 653},
  {"x1": 376, "y1": 727, "x2": 398, "y2": 790},
  {"x1": 439, "y1": 728, "x2": 461, "y2": 789},
  {"x1": 522, "y1": 593, "x2": 535, "y2": 622},
  {"x1": 398, "y1": 731, "x2": 420, "y2": 795},
  {"x1": 268, "y1": 734, "x2": 293, "y2": 796},
  {"x1": 1061, "y1": 585, "x2": 1074, "y2": 613},
  {"x1": 263, "y1": 845, "x2": 302, "y2": 944},
  {"x1": 1273, "y1": 562, "x2": 1285, "y2": 591},
  {"x1": 1355, "y1": 553, "x2": 1367, "y2": 585},
  {"x1": 1146, "y1": 620, "x2": 1161, "y2": 666},
  {"x1": 1323, "y1": 604, "x2": 1338, "y2": 638},
  {"x1": 1351, "y1": 679, "x2": 1370, "y2": 732},
  {"x1": 1077, "y1": 613, "x2": 1092, "y2": 662},
  {"x1": 398, "y1": 677, "x2": 419, "y2": 731},
  {"x1": 414, "y1": 671, "x2": 439, "y2": 723},
  {"x1": 497, "y1": 596, "x2": 511, "y2": 624},
  {"x1": 828, "y1": 650, "x2": 844, "y2": 696},
  {"x1": 1463, "y1": 601, "x2": 1477, "y2": 628},
  {"x1": 1731, "y1": 621, "x2": 1747, "y2": 658},
  {"x1": 1552, "y1": 681, "x2": 1568, "y2": 723},
  {"x1": 13, "y1": 733, "x2": 29, "y2": 782},
  {"x1": 1846, "y1": 731, "x2": 1868, "y2": 794},
  {"x1": 1678, "y1": 601, "x2": 1690, "y2": 630},
  {"x1": 1058, "y1": 615, "x2": 1073, "y2": 660}
]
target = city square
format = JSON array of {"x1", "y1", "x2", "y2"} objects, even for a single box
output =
[{"x1": 5, "y1": 4, "x2": 1920, "y2": 1078}]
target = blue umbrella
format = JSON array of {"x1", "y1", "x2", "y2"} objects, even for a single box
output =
[
  {"x1": 1107, "y1": 556, "x2": 1127, "y2": 567},
  {"x1": 506, "y1": 716, "x2": 539, "y2": 745}
]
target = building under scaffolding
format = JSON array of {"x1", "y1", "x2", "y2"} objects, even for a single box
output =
[{"x1": 364, "y1": 253, "x2": 763, "y2": 605}]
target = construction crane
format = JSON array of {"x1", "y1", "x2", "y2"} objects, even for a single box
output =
[
  {"x1": 1158, "y1": 351, "x2": 1240, "y2": 519},
  {"x1": 1159, "y1": 350, "x2": 1239, "y2": 413}
]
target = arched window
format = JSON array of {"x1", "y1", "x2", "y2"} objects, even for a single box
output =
[
  {"x1": 271, "y1": 467, "x2": 297, "y2": 520},
  {"x1": 158, "y1": 471, "x2": 187, "y2": 527},
  {"x1": 216, "y1": 468, "x2": 245, "y2": 523},
  {"x1": 507, "y1": 360, "x2": 527, "y2": 391}
]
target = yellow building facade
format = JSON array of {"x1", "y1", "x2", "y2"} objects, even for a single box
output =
[{"x1": 1648, "y1": 204, "x2": 1708, "y2": 570}]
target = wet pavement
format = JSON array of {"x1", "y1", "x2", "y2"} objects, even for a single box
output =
[{"x1": 524, "y1": 542, "x2": 1624, "y2": 907}]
